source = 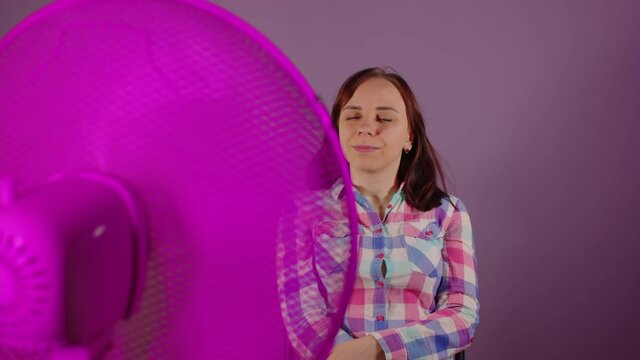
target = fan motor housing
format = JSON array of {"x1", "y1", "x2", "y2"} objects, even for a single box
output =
[{"x1": 0, "y1": 173, "x2": 146, "y2": 356}]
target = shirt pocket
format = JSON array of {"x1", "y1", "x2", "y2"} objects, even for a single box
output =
[
  {"x1": 312, "y1": 220, "x2": 352, "y2": 275},
  {"x1": 401, "y1": 221, "x2": 444, "y2": 278}
]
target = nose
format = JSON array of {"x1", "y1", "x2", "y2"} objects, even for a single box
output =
[{"x1": 357, "y1": 116, "x2": 376, "y2": 136}]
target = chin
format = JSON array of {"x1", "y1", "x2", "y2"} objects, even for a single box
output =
[{"x1": 348, "y1": 161, "x2": 383, "y2": 173}]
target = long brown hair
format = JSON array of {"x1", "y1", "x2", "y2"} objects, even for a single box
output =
[{"x1": 331, "y1": 67, "x2": 454, "y2": 212}]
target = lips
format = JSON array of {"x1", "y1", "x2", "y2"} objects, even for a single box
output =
[{"x1": 353, "y1": 145, "x2": 380, "y2": 153}]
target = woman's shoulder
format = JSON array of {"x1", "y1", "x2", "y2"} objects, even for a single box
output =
[
  {"x1": 435, "y1": 193, "x2": 472, "y2": 234},
  {"x1": 439, "y1": 193, "x2": 467, "y2": 212},
  {"x1": 403, "y1": 192, "x2": 465, "y2": 216},
  {"x1": 283, "y1": 178, "x2": 348, "y2": 220},
  {"x1": 289, "y1": 178, "x2": 344, "y2": 204}
]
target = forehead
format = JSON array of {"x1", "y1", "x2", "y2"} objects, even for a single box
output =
[{"x1": 346, "y1": 78, "x2": 406, "y2": 111}]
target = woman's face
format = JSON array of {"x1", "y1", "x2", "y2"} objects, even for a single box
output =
[{"x1": 338, "y1": 78, "x2": 412, "y2": 175}]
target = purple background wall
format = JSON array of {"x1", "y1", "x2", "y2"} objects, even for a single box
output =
[{"x1": 2, "y1": 1, "x2": 639, "y2": 359}]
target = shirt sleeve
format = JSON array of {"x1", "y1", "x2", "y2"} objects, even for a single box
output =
[
  {"x1": 369, "y1": 196, "x2": 480, "y2": 360},
  {"x1": 276, "y1": 198, "x2": 352, "y2": 359}
]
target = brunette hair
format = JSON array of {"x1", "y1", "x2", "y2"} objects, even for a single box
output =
[{"x1": 331, "y1": 67, "x2": 454, "y2": 212}]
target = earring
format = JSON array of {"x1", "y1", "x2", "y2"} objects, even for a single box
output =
[{"x1": 404, "y1": 147, "x2": 411, "y2": 154}]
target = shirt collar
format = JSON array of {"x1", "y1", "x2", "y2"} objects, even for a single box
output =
[
  {"x1": 329, "y1": 177, "x2": 347, "y2": 200},
  {"x1": 329, "y1": 177, "x2": 406, "y2": 202}
]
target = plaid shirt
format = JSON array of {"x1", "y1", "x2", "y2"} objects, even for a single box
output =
[{"x1": 277, "y1": 178, "x2": 479, "y2": 360}]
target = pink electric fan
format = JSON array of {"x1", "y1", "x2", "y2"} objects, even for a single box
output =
[{"x1": 0, "y1": 0, "x2": 358, "y2": 359}]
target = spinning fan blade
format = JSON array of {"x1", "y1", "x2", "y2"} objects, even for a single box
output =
[{"x1": 0, "y1": 0, "x2": 358, "y2": 358}]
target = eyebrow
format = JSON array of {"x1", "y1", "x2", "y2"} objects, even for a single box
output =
[{"x1": 342, "y1": 105, "x2": 399, "y2": 113}]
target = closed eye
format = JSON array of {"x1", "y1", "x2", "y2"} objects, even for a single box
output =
[{"x1": 344, "y1": 115, "x2": 392, "y2": 121}]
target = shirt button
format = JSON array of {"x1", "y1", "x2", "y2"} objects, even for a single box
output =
[
  {"x1": 376, "y1": 314, "x2": 385, "y2": 321},
  {"x1": 377, "y1": 280, "x2": 384, "y2": 288},
  {"x1": 376, "y1": 228, "x2": 383, "y2": 234},
  {"x1": 376, "y1": 253, "x2": 384, "y2": 259},
  {"x1": 386, "y1": 204, "x2": 392, "y2": 209}
]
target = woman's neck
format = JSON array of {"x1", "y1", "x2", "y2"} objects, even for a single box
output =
[{"x1": 351, "y1": 167, "x2": 399, "y2": 215}]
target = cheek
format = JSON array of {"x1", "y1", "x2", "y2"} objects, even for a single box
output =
[
  {"x1": 390, "y1": 129, "x2": 409, "y2": 147},
  {"x1": 337, "y1": 125, "x2": 350, "y2": 146},
  {"x1": 338, "y1": 128, "x2": 357, "y2": 159},
  {"x1": 338, "y1": 134, "x2": 351, "y2": 154}
]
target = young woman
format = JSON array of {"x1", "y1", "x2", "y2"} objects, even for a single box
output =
[{"x1": 278, "y1": 67, "x2": 479, "y2": 360}]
